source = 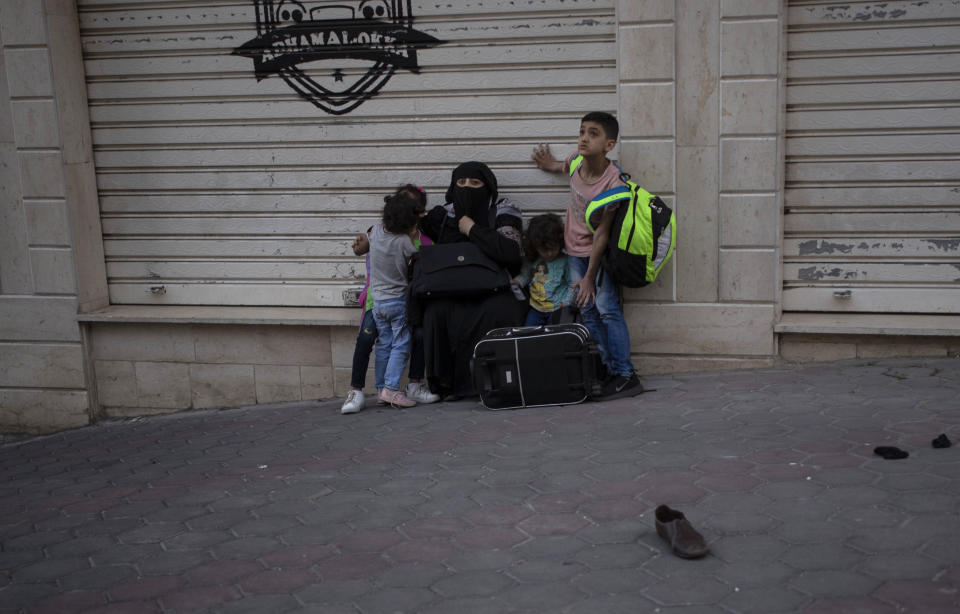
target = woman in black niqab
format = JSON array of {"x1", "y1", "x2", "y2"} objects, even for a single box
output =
[
  {"x1": 449, "y1": 161, "x2": 497, "y2": 225},
  {"x1": 417, "y1": 162, "x2": 525, "y2": 399}
]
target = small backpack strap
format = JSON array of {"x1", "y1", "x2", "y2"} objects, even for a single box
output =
[
  {"x1": 610, "y1": 160, "x2": 632, "y2": 183},
  {"x1": 584, "y1": 185, "x2": 632, "y2": 234},
  {"x1": 568, "y1": 154, "x2": 583, "y2": 177}
]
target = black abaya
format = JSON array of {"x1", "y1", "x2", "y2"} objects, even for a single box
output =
[
  {"x1": 423, "y1": 292, "x2": 523, "y2": 397},
  {"x1": 418, "y1": 188, "x2": 524, "y2": 397}
]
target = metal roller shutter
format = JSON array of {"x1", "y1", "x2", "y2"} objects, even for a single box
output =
[
  {"x1": 783, "y1": 0, "x2": 960, "y2": 314},
  {"x1": 76, "y1": 0, "x2": 618, "y2": 306}
]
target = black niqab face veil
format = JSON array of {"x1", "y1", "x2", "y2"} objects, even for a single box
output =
[{"x1": 446, "y1": 161, "x2": 498, "y2": 227}]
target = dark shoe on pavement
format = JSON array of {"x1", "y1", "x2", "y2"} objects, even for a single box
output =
[
  {"x1": 932, "y1": 433, "x2": 952, "y2": 449},
  {"x1": 595, "y1": 372, "x2": 643, "y2": 401},
  {"x1": 655, "y1": 505, "x2": 709, "y2": 559},
  {"x1": 874, "y1": 446, "x2": 909, "y2": 460}
]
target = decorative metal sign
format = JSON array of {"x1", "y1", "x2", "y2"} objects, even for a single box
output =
[{"x1": 235, "y1": 0, "x2": 443, "y2": 115}]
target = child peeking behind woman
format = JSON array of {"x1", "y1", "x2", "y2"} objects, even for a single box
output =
[{"x1": 512, "y1": 213, "x2": 572, "y2": 327}]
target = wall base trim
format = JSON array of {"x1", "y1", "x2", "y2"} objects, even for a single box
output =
[
  {"x1": 77, "y1": 305, "x2": 358, "y2": 327},
  {"x1": 775, "y1": 313, "x2": 960, "y2": 338}
]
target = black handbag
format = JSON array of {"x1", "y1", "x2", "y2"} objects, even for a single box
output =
[{"x1": 410, "y1": 242, "x2": 511, "y2": 299}]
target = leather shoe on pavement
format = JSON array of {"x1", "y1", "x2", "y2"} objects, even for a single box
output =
[{"x1": 655, "y1": 505, "x2": 709, "y2": 559}]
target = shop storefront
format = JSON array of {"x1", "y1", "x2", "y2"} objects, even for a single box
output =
[{"x1": 2, "y1": 0, "x2": 957, "y2": 432}]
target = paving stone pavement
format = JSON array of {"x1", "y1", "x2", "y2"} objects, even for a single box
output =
[{"x1": 1, "y1": 356, "x2": 959, "y2": 614}]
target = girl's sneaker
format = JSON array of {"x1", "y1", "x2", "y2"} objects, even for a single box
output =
[
  {"x1": 406, "y1": 382, "x2": 440, "y2": 404},
  {"x1": 378, "y1": 388, "x2": 417, "y2": 408},
  {"x1": 341, "y1": 390, "x2": 365, "y2": 414}
]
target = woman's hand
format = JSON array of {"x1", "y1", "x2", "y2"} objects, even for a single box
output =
[{"x1": 458, "y1": 215, "x2": 475, "y2": 236}]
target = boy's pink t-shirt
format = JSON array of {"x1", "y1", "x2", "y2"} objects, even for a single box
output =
[{"x1": 564, "y1": 154, "x2": 626, "y2": 258}]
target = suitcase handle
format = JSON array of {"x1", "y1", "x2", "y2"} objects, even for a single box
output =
[{"x1": 508, "y1": 325, "x2": 558, "y2": 335}]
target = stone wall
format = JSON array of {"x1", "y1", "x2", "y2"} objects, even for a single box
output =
[
  {"x1": 0, "y1": 0, "x2": 106, "y2": 434},
  {"x1": 617, "y1": 0, "x2": 783, "y2": 373},
  {"x1": 781, "y1": 335, "x2": 960, "y2": 363},
  {"x1": 89, "y1": 320, "x2": 369, "y2": 416}
]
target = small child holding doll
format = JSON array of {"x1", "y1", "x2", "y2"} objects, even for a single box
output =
[{"x1": 512, "y1": 213, "x2": 572, "y2": 327}]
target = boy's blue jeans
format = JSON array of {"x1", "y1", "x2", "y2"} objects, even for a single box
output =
[
  {"x1": 372, "y1": 297, "x2": 411, "y2": 392},
  {"x1": 567, "y1": 255, "x2": 634, "y2": 377}
]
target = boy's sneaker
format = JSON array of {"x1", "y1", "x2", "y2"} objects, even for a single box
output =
[
  {"x1": 341, "y1": 390, "x2": 365, "y2": 414},
  {"x1": 597, "y1": 372, "x2": 644, "y2": 401},
  {"x1": 406, "y1": 382, "x2": 440, "y2": 404},
  {"x1": 379, "y1": 388, "x2": 417, "y2": 408}
]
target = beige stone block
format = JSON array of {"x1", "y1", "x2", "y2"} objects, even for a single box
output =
[
  {"x1": 0, "y1": 0, "x2": 48, "y2": 45},
  {"x1": 94, "y1": 360, "x2": 136, "y2": 408},
  {"x1": 0, "y1": 296, "x2": 80, "y2": 341},
  {"x1": 25, "y1": 201, "x2": 71, "y2": 246},
  {"x1": 135, "y1": 361, "x2": 190, "y2": 409},
  {"x1": 619, "y1": 140, "x2": 674, "y2": 194},
  {"x1": 619, "y1": 0, "x2": 674, "y2": 22},
  {"x1": 0, "y1": 51, "x2": 12, "y2": 143},
  {"x1": 619, "y1": 25, "x2": 673, "y2": 81},
  {"x1": 0, "y1": 343, "x2": 85, "y2": 388},
  {"x1": 719, "y1": 249, "x2": 777, "y2": 302},
  {"x1": 0, "y1": 389, "x2": 88, "y2": 435},
  {"x1": 3, "y1": 49, "x2": 54, "y2": 97},
  {"x1": 721, "y1": 0, "x2": 780, "y2": 17},
  {"x1": 721, "y1": 20, "x2": 779, "y2": 77},
  {"x1": 63, "y1": 161, "x2": 108, "y2": 312},
  {"x1": 635, "y1": 355, "x2": 774, "y2": 375},
  {"x1": 194, "y1": 324, "x2": 331, "y2": 366},
  {"x1": 620, "y1": 83, "x2": 674, "y2": 137},
  {"x1": 625, "y1": 303, "x2": 775, "y2": 356},
  {"x1": 91, "y1": 323, "x2": 195, "y2": 362},
  {"x1": 255, "y1": 364, "x2": 302, "y2": 403},
  {"x1": 676, "y1": 147, "x2": 719, "y2": 302},
  {"x1": 19, "y1": 152, "x2": 65, "y2": 198},
  {"x1": 676, "y1": 0, "x2": 719, "y2": 147},
  {"x1": 190, "y1": 363, "x2": 255, "y2": 409},
  {"x1": 720, "y1": 137, "x2": 778, "y2": 191},
  {"x1": 331, "y1": 325, "x2": 361, "y2": 368},
  {"x1": 44, "y1": 0, "x2": 79, "y2": 21},
  {"x1": 29, "y1": 247, "x2": 76, "y2": 294},
  {"x1": 45, "y1": 0, "x2": 95, "y2": 165},
  {"x1": 779, "y1": 336, "x2": 857, "y2": 362},
  {"x1": 856, "y1": 338, "x2": 950, "y2": 359},
  {"x1": 11, "y1": 100, "x2": 60, "y2": 148},
  {"x1": 720, "y1": 79, "x2": 778, "y2": 135},
  {"x1": 302, "y1": 365, "x2": 335, "y2": 400},
  {"x1": 0, "y1": 143, "x2": 33, "y2": 294},
  {"x1": 719, "y1": 194, "x2": 778, "y2": 247}
]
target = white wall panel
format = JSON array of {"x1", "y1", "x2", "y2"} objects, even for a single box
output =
[
  {"x1": 77, "y1": 0, "x2": 617, "y2": 306},
  {"x1": 784, "y1": 0, "x2": 960, "y2": 314}
]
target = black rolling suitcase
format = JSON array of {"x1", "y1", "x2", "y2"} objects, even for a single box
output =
[{"x1": 472, "y1": 323, "x2": 604, "y2": 410}]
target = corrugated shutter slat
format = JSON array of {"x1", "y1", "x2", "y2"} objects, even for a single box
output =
[{"x1": 784, "y1": 0, "x2": 960, "y2": 314}]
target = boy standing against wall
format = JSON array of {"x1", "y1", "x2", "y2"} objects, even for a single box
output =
[{"x1": 532, "y1": 111, "x2": 642, "y2": 399}]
